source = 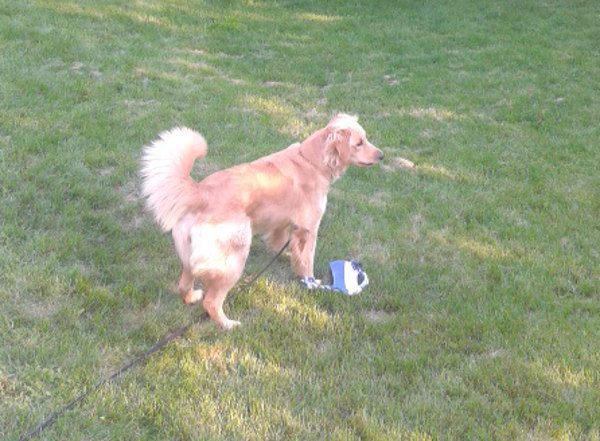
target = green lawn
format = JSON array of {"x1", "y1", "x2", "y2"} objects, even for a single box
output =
[{"x1": 2, "y1": 0, "x2": 599, "y2": 440}]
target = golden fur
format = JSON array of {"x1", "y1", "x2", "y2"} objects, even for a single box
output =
[{"x1": 140, "y1": 114, "x2": 383, "y2": 329}]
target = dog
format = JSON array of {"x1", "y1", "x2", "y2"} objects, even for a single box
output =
[{"x1": 140, "y1": 114, "x2": 383, "y2": 329}]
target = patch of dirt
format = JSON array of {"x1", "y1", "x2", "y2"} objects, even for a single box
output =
[
  {"x1": 394, "y1": 157, "x2": 416, "y2": 170},
  {"x1": 363, "y1": 310, "x2": 394, "y2": 323}
]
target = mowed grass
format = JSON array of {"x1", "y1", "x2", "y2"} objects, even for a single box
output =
[{"x1": 1, "y1": 0, "x2": 599, "y2": 439}]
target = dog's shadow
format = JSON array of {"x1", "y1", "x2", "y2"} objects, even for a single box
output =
[
  {"x1": 243, "y1": 240, "x2": 294, "y2": 285},
  {"x1": 242, "y1": 239, "x2": 333, "y2": 288}
]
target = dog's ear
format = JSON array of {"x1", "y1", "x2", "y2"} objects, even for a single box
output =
[{"x1": 324, "y1": 128, "x2": 351, "y2": 170}]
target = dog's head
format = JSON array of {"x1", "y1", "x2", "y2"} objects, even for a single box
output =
[
  {"x1": 322, "y1": 114, "x2": 383, "y2": 180},
  {"x1": 299, "y1": 113, "x2": 383, "y2": 181}
]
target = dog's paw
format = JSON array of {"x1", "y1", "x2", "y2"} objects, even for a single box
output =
[
  {"x1": 221, "y1": 319, "x2": 241, "y2": 331},
  {"x1": 182, "y1": 289, "x2": 204, "y2": 305},
  {"x1": 299, "y1": 277, "x2": 322, "y2": 290}
]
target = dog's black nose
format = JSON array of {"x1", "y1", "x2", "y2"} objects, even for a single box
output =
[{"x1": 377, "y1": 151, "x2": 384, "y2": 161}]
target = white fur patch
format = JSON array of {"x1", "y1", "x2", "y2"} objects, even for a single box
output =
[
  {"x1": 319, "y1": 194, "x2": 328, "y2": 214},
  {"x1": 189, "y1": 221, "x2": 251, "y2": 274}
]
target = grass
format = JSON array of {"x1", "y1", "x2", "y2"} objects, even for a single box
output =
[{"x1": 1, "y1": 0, "x2": 599, "y2": 439}]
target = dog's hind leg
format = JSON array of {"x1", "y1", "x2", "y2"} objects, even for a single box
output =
[
  {"x1": 201, "y1": 274, "x2": 242, "y2": 330},
  {"x1": 173, "y1": 215, "x2": 203, "y2": 304},
  {"x1": 191, "y1": 221, "x2": 252, "y2": 329},
  {"x1": 177, "y1": 268, "x2": 203, "y2": 304}
]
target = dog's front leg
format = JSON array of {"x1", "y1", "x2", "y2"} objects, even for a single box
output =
[{"x1": 290, "y1": 225, "x2": 319, "y2": 278}]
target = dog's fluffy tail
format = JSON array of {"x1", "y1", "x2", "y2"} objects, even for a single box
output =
[{"x1": 140, "y1": 127, "x2": 207, "y2": 232}]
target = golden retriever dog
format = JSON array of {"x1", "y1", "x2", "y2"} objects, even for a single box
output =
[{"x1": 140, "y1": 114, "x2": 383, "y2": 329}]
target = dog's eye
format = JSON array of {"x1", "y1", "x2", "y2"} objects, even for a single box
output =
[{"x1": 356, "y1": 140, "x2": 363, "y2": 147}]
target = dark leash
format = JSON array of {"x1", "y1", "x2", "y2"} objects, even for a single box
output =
[{"x1": 17, "y1": 239, "x2": 290, "y2": 441}]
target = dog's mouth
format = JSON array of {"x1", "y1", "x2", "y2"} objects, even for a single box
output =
[
  {"x1": 353, "y1": 149, "x2": 384, "y2": 167},
  {"x1": 357, "y1": 157, "x2": 384, "y2": 167}
]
